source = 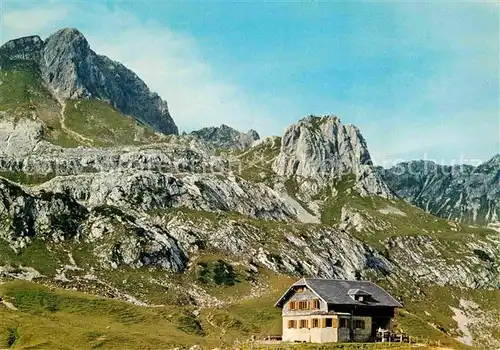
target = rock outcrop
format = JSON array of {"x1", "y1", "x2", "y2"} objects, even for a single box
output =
[
  {"x1": 272, "y1": 115, "x2": 392, "y2": 198},
  {"x1": 0, "y1": 28, "x2": 178, "y2": 135},
  {"x1": 37, "y1": 171, "x2": 298, "y2": 221},
  {"x1": 189, "y1": 124, "x2": 260, "y2": 150},
  {"x1": 0, "y1": 139, "x2": 225, "y2": 174},
  {"x1": 0, "y1": 115, "x2": 45, "y2": 155},
  {"x1": 380, "y1": 155, "x2": 500, "y2": 224},
  {"x1": 2, "y1": 174, "x2": 498, "y2": 291},
  {"x1": 0, "y1": 177, "x2": 187, "y2": 271}
]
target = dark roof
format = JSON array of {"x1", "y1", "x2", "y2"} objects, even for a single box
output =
[{"x1": 276, "y1": 278, "x2": 402, "y2": 308}]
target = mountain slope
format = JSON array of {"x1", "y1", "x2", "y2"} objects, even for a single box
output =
[
  {"x1": 0, "y1": 30, "x2": 499, "y2": 349},
  {"x1": 0, "y1": 115, "x2": 498, "y2": 348},
  {"x1": 0, "y1": 28, "x2": 177, "y2": 135},
  {"x1": 0, "y1": 52, "x2": 168, "y2": 150},
  {"x1": 381, "y1": 156, "x2": 500, "y2": 225}
]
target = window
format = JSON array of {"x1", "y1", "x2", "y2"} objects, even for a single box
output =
[
  {"x1": 340, "y1": 318, "x2": 348, "y2": 328},
  {"x1": 288, "y1": 320, "x2": 297, "y2": 329},
  {"x1": 312, "y1": 318, "x2": 319, "y2": 328},
  {"x1": 311, "y1": 299, "x2": 320, "y2": 309},
  {"x1": 325, "y1": 318, "x2": 333, "y2": 328},
  {"x1": 296, "y1": 287, "x2": 304, "y2": 292},
  {"x1": 354, "y1": 320, "x2": 365, "y2": 329},
  {"x1": 289, "y1": 301, "x2": 297, "y2": 310},
  {"x1": 299, "y1": 319, "x2": 308, "y2": 329},
  {"x1": 298, "y1": 301, "x2": 309, "y2": 310}
]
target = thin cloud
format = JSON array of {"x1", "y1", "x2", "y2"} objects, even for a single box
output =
[
  {"x1": 2, "y1": 4, "x2": 70, "y2": 36},
  {"x1": 1, "y1": 3, "x2": 283, "y2": 135}
]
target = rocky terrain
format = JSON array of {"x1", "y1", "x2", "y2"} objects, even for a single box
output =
[
  {"x1": 381, "y1": 156, "x2": 500, "y2": 225},
  {"x1": 272, "y1": 115, "x2": 392, "y2": 199},
  {"x1": 0, "y1": 28, "x2": 499, "y2": 349},
  {"x1": 189, "y1": 124, "x2": 260, "y2": 150}
]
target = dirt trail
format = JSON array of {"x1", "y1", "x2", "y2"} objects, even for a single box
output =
[
  {"x1": 56, "y1": 97, "x2": 94, "y2": 145},
  {"x1": 206, "y1": 311, "x2": 227, "y2": 336}
]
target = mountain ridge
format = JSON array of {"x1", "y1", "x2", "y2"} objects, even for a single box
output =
[
  {"x1": 0, "y1": 28, "x2": 499, "y2": 349},
  {"x1": 0, "y1": 28, "x2": 178, "y2": 135},
  {"x1": 381, "y1": 155, "x2": 500, "y2": 224},
  {"x1": 189, "y1": 124, "x2": 260, "y2": 150}
]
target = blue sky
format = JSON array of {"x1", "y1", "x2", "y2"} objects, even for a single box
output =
[{"x1": 1, "y1": 1, "x2": 498, "y2": 166}]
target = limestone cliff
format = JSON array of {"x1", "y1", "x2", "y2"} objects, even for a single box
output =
[
  {"x1": 272, "y1": 115, "x2": 392, "y2": 198},
  {"x1": 381, "y1": 155, "x2": 500, "y2": 224},
  {"x1": 0, "y1": 28, "x2": 178, "y2": 135}
]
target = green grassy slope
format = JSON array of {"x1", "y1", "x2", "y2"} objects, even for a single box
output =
[
  {"x1": 0, "y1": 60, "x2": 79, "y2": 148},
  {"x1": 0, "y1": 59, "x2": 166, "y2": 148},
  {"x1": 0, "y1": 278, "x2": 471, "y2": 350},
  {"x1": 64, "y1": 99, "x2": 166, "y2": 147},
  {"x1": 0, "y1": 280, "x2": 207, "y2": 350}
]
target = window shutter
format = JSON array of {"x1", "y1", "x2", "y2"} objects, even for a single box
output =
[
  {"x1": 332, "y1": 318, "x2": 338, "y2": 328},
  {"x1": 322, "y1": 318, "x2": 326, "y2": 328}
]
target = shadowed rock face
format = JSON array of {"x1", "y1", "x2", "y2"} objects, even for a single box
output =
[
  {"x1": 0, "y1": 35, "x2": 44, "y2": 62},
  {"x1": 380, "y1": 155, "x2": 500, "y2": 224},
  {"x1": 0, "y1": 28, "x2": 178, "y2": 135},
  {"x1": 189, "y1": 124, "x2": 260, "y2": 150}
]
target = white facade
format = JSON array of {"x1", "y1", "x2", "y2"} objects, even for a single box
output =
[
  {"x1": 282, "y1": 314, "x2": 372, "y2": 343},
  {"x1": 282, "y1": 315, "x2": 339, "y2": 343},
  {"x1": 280, "y1": 286, "x2": 373, "y2": 343}
]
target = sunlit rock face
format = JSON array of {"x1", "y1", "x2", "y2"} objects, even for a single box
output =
[{"x1": 273, "y1": 115, "x2": 392, "y2": 198}]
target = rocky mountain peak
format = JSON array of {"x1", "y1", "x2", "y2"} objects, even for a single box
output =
[
  {"x1": 44, "y1": 28, "x2": 90, "y2": 63},
  {"x1": 272, "y1": 115, "x2": 391, "y2": 197},
  {"x1": 273, "y1": 115, "x2": 372, "y2": 177},
  {"x1": 47, "y1": 28, "x2": 88, "y2": 45},
  {"x1": 478, "y1": 154, "x2": 500, "y2": 171},
  {"x1": 0, "y1": 28, "x2": 178, "y2": 135},
  {"x1": 189, "y1": 124, "x2": 260, "y2": 150},
  {"x1": 0, "y1": 35, "x2": 44, "y2": 62},
  {"x1": 381, "y1": 155, "x2": 500, "y2": 224}
]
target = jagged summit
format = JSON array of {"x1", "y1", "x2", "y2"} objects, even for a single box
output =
[
  {"x1": 381, "y1": 153, "x2": 500, "y2": 224},
  {"x1": 43, "y1": 28, "x2": 91, "y2": 63},
  {"x1": 189, "y1": 124, "x2": 260, "y2": 150},
  {"x1": 0, "y1": 27, "x2": 178, "y2": 135},
  {"x1": 478, "y1": 153, "x2": 500, "y2": 169},
  {"x1": 272, "y1": 114, "x2": 390, "y2": 197}
]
